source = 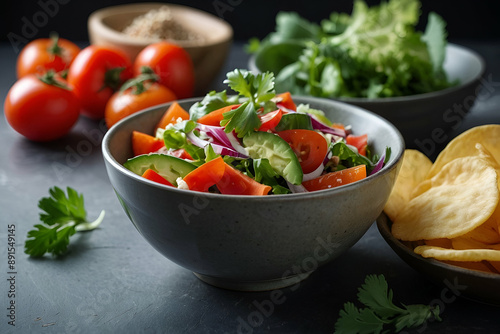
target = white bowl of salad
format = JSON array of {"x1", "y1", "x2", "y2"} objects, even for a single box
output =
[
  {"x1": 247, "y1": 0, "x2": 485, "y2": 153},
  {"x1": 102, "y1": 69, "x2": 404, "y2": 291}
]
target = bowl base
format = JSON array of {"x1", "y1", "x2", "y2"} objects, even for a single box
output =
[{"x1": 193, "y1": 271, "x2": 314, "y2": 291}]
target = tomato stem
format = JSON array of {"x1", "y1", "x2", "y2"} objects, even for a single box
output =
[
  {"x1": 38, "y1": 70, "x2": 71, "y2": 90},
  {"x1": 119, "y1": 67, "x2": 159, "y2": 95},
  {"x1": 103, "y1": 67, "x2": 126, "y2": 91},
  {"x1": 48, "y1": 32, "x2": 63, "y2": 57}
]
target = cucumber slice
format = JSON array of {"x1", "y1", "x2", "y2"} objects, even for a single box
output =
[
  {"x1": 243, "y1": 131, "x2": 303, "y2": 185},
  {"x1": 124, "y1": 154, "x2": 196, "y2": 186}
]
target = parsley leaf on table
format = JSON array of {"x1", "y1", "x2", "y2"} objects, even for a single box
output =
[
  {"x1": 335, "y1": 274, "x2": 442, "y2": 334},
  {"x1": 25, "y1": 186, "x2": 105, "y2": 257}
]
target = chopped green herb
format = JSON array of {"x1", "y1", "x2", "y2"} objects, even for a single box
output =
[
  {"x1": 335, "y1": 274, "x2": 442, "y2": 333},
  {"x1": 221, "y1": 69, "x2": 277, "y2": 137},
  {"x1": 25, "y1": 187, "x2": 105, "y2": 257}
]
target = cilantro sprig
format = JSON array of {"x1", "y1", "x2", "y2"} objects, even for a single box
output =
[
  {"x1": 221, "y1": 69, "x2": 277, "y2": 137},
  {"x1": 335, "y1": 274, "x2": 441, "y2": 333},
  {"x1": 25, "y1": 186, "x2": 105, "y2": 257}
]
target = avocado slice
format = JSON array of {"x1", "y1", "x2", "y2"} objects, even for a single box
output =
[
  {"x1": 243, "y1": 131, "x2": 303, "y2": 185},
  {"x1": 124, "y1": 154, "x2": 196, "y2": 186}
]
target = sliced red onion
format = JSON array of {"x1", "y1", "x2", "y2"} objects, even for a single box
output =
[
  {"x1": 193, "y1": 124, "x2": 249, "y2": 158},
  {"x1": 226, "y1": 130, "x2": 250, "y2": 157},
  {"x1": 196, "y1": 124, "x2": 232, "y2": 147},
  {"x1": 277, "y1": 104, "x2": 296, "y2": 113},
  {"x1": 286, "y1": 181, "x2": 309, "y2": 193},
  {"x1": 310, "y1": 116, "x2": 346, "y2": 138},
  {"x1": 346, "y1": 144, "x2": 359, "y2": 154},
  {"x1": 187, "y1": 132, "x2": 247, "y2": 158},
  {"x1": 302, "y1": 162, "x2": 325, "y2": 182},
  {"x1": 369, "y1": 152, "x2": 386, "y2": 176}
]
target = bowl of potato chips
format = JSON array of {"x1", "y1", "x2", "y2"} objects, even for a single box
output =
[{"x1": 378, "y1": 124, "x2": 500, "y2": 305}]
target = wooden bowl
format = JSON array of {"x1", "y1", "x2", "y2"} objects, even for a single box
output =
[{"x1": 88, "y1": 3, "x2": 233, "y2": 95}]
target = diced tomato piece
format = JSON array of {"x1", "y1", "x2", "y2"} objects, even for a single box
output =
[
  {"x1": 277, "y1": 129, "x2": 328, "y2": 174},
  {"x1": 182, "y1": 156, "x2": 225, "y2": 192},
  {"x1": 258, "y1": 109, "x2": 283, "y2": 132},
  {"x1": 132, "y1": 130, "x2": 165, "y2": 156},
  {"x1": 197, "y1": 104, "x2": 240, "y2": 126},
  {"x1": 275, "y1": 92, "x2": 296, "y2": 111},
  {"x1": 141, "y1": 168, "x2": 174, "y2": 186},
  {"x1": 346, "y1": 134, "x2": 368, "y2": 156},
  {"x1": 302, "y1": 165, "x2": 367, "y2": 191},
  {"x1": 155, "y1": 102, "x2": 190, "y2": 131},
  {"x1": 216, "y1": 163, "x2": 271, "y2": 195}
]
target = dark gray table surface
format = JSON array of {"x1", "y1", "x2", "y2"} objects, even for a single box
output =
[{"x1": 1, "y1": 40, "x2": 500, "y2": 334}]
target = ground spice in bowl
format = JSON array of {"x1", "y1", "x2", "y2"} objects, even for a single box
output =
[{"x1": 122, "y1": 6, "x2": 204, "y2": 42}]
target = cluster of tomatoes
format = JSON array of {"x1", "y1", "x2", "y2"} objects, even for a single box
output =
[{"x1": 4, "y1": 34, "x2": 195, "y2": 141}]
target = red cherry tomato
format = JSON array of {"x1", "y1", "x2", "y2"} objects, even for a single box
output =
[
  {"x1": 275, "y1": 92, "x2": 297, "y2": 111},
  {"x1": 4, "y1": 73, "x2": 80, "y2": 141},
  {"x1": 104, "y1": 82, "x2": 177, "y2": 128},
  {"x1": 346, "y1": 134, "x2": 368, "y2": 156},
  {"x1": 277, "y1": 129, "x2": 329, "y2": 174},
  {"x1": 258, "y1": 109, "x2": 283, "y2": 132},
  {"x1": 133, "y1": 42, "x2": 195, "y2": 99},
  {"x1": 67, "y1": 45, "x2": 133, "y2": 119},
  {"x1": 16, "y1": 34, "x2": 80, "y2": 78}
]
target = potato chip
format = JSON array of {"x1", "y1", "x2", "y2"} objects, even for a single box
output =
[
  {"x1": 451, "y1": 236, "x2": 492, "y2": 250},
  {"x1": 384, "y1": 149, "x2": 432, "y2": 221},
  {"x1": 424, "y1": 238, "x2": 452, "y2": 248},
  {"x1": 427, "y1": 124, "x2": 500, "y2": 179},
  {"x1": 383, "y1": 125, "x2": 500, "y2": 274},
  {"x1": 415, "y1": 245, "x2": 500, "y2": 262},
  {"x1": 391, "y1": 156, "x2": 499, "y2": 241},
  {"x1": 488, "y1": 261, "x2": 500, "y2": 273},
  {"x1": 459, "y1": 210, "x2": 500, "y2": 245}
]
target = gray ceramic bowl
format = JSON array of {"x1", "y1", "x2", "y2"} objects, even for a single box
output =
[
  {"x1": 102, "y1": 97, "x2": 404, "y2": 291},
  {"x1": 377, "y1": 213, "x2": 500, "y2": 306},
  {"x1": 249, "y1": 44, "x2": 485, "y2": 151}
]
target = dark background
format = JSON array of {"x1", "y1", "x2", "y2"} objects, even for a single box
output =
[{"x1": 1, "y1": 0, "x2": 499, "y2": 50}]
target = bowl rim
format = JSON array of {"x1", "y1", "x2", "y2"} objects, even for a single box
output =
[
  {"x1": 376, "y1": 212, "x2": 500, "y2": 280},
  {"x1": 88, "y1": 2, "x2": 234, "y2": 48},
  {"x1": 102, "y1": 96, "x2": 405, "y2": 200},
  {"x1": 249, "y1": 43, "x2": 486, "y2": 104}
]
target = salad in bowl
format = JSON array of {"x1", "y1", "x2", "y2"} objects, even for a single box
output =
[
  {"x1": 102, "y1": 68, "x2": 403, "y2": 290},
  {"x1": 123, "y1": 69, "x2": 391, "y2": 195}
]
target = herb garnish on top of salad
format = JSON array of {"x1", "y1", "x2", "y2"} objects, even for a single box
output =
[{"x1": 124, "y1": 69, "x2": 391, "y2": 195}]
